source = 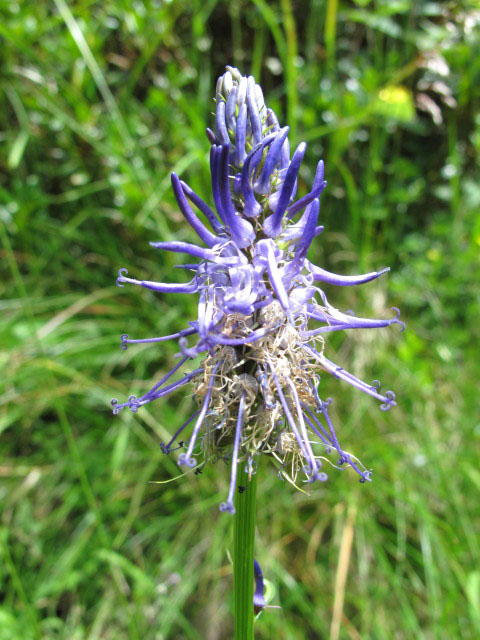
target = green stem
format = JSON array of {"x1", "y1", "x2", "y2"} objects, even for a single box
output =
[
  {"x1": 325, "y1": 0, "x2": 339, "y2": 74},
  {"x1": 233, "y1": 463, "x2": 257, "y2": 639}
]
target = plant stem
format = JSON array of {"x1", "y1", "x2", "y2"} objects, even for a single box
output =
[{"x1": 233, "y1": 463, "x2": 257, "y2": 639}]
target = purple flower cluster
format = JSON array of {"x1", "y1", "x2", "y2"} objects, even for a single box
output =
[{"x1": 112, "y1": 66, "x2": 404, "y2": 513}]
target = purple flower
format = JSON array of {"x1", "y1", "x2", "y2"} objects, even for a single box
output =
[{"x1": 112, "y1": 66, "x2": 404, "y2": 512}]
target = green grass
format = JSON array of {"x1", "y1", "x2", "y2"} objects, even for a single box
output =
[{"x1": 1, "y1": 1, "x2": 479, "y2": 638}]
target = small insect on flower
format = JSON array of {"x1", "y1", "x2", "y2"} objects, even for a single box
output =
[{"x1": 112, "y1": 66, "x2": 404, "y2": 512}]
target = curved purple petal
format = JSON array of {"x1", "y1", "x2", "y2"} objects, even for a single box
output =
[
  {"x1": 218, "y1": 144, "x2": 255, "y2": 248},
  {"x1": 247, "y1": 76, "x2": 262, "y2": 145},
  {"x1": 263, "y1": 142, "x2": 307, "y2": 237},
  {"x1": 206, "y1": 128, "x2": 217, "y2": 144},
  {"x1": 116, "y1": 269, "x2": 198, "y2": 294},
  {"x1": 259, "y1": 239, "x2": 292, "y2": 320},
  {"x1": 171, "y1": 173, "x2": 219, "y2": 247},
  {"x1": 286, "y1": 160, "x2": 326, "y2": 220},
  {"x1": 254, "y1": 126, "x2": 289, "y2": 195},
  {"x1": 235, "y1": 103, "x2": 247, "y2": 166},
  {"x1": 307, "y1": 261, "x2": 390, "y2": 286},
  {"x1": 280, "y1": 136, "x2": 290, "y2": 170},
  {"x1": 149, "y1": 241, "x2": 216, "y2": 261},
  {"x1": 225, "y1": 86, "x2": 238, "y2": 131},
  {"x1": 120, "y1": 327, "x2": 197, "y2": 349},
  {"x1": 161, "y1": 411, "x2": 200, "y2": 454},
  {"x1": 180, "y1": 180, "x2": 224, "y2": 234},
  {"x1": 285, "y1": 198, "x2": 320, "y2": 280},
  {"x1": 266, "y1": 108, "x2": 280, "y2": 133},
  {"x1": 236, "y1": 75, "x2": 247, "y2": 106},
  {"x1": 219, "y1": 392, "x2": 246, "y2": 514},
  {"x1": 215, "y1": 99, "x2": 229, "y2": 145},
  {"x1": 210, "y1": 145, "x2": 227, "y2": 224}
]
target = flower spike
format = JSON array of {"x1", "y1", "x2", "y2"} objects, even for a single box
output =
[{"x1": 112, "y1": 65, "x2": 403, "y2": 501}]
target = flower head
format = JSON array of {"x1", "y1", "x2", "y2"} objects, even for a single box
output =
[{"x1": 112, "y1": 67, "x2": 404, "y2": 512}]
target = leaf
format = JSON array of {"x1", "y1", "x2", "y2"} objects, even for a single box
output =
[
  {"x1": 466, "y1": 572, "x2": 480, "y2": 623},
  {"x1": 372, "y1": 85, "x2": 415, "y2": 122},
  {"x1": 7, "y1": 130, "x2": 29, "y2": 169}
]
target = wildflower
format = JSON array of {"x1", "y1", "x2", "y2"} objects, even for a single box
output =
[{"x1": 112, "y1": 66, "x2": 404, "y2": 512}]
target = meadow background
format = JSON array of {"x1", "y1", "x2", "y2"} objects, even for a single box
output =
[{"x1": 1, "y1": 1, "x2": 479, "y2": 638}]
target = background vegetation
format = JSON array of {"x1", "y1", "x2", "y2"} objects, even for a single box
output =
[{"x1": 1, "y1": 1, "x2": 479, "y2": 638}]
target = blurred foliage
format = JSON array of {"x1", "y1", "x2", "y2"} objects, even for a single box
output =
[{"x1": 1, "y1": 1, "x2": 479, "y2": 639}]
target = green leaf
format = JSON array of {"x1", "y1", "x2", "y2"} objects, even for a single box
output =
[
  {"x1": 7, "y1": 130, "x2": 29, "y2": 169},
  {"x1": 372, "y1": 85, "x2": 416, "y2": 122}
]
